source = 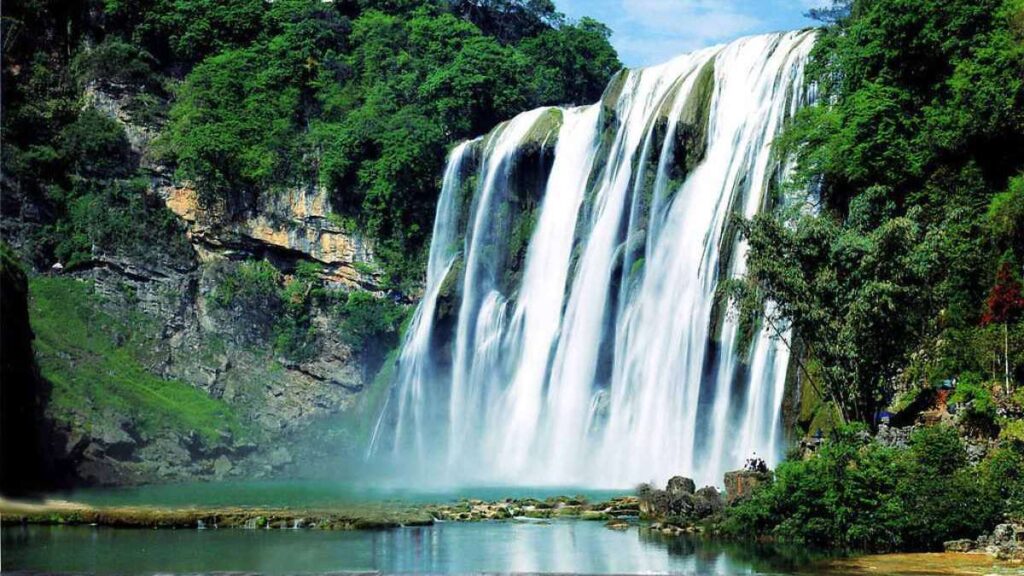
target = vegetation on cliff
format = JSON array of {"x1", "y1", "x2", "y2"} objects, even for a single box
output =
[
  {"x1": 29, "y1": 276, "x2": 251, "y2": 445},
  {"x1": 2, "y1": 0, "x2": 620, "y2": 288},
  {"x1": 211, "y1": 258, "x2": 406, "y2": 370},
  {"x1": 726, "y1": 0, "x2": 1024, "y2": 552},
  {"x1": 736, "y1": 0, "x2": 1024, "y2": 428}
]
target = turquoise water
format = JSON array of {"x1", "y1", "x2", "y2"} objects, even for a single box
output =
[
  {"x1": 55, "y1": 480, "x2": 629, "y2": 508},
  {"x1": 3, "y1": 520, "x2": 827, "y2": 575}
]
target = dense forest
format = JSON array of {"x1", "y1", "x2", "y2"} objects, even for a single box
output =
[
  {"x1": 2, "y1": 0, "x2": 619, "y2": 286},
  {"x1": 724, "y1": 0, "x2": 1024, "y2": 551}
]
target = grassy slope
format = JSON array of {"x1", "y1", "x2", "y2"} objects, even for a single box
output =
[{"x1": 29, "y1": 276, "x2": 248, "y2": 444}]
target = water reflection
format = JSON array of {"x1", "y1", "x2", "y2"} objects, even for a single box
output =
[
  {"x1": 639, "y1": 526, "x2": 830, "y2": 574},
  {"x1": 4, "y1": 520, "x2": 828, "y2": 575}
]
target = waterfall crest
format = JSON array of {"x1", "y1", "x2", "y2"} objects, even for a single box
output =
[{"x1": 371, "y1": 31, "x2": 817, "y2": 488}]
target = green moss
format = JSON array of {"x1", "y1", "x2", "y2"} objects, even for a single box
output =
[
  {"x1": 600, "y1": 70, "x2": 629, "y2": 119},
  {"x1": 680, "y1": 59, "x2": 715, "y2": 149},
  {"x1": 29, "y1": 276, "x2": 250, "y2": 443},
  {"x1": 352, "y1": 261, "x2": 378, "y2": 277},
  {"x1": 629, "y1": 257, "x2": 646, "y2": 279},
  {"x1": 521, "y1": 108, "x2": 563, "y2": 148},
  {"x1": 795, "y1": 358, "x2": 843, "y2": 437}
]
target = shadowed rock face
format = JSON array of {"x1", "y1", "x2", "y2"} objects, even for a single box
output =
[
  {"x1": 0, "y1": 247, "x2": 56, "y2": 495},
  {"x1": 693, "y1": 486, "x2": 724, "y2": 518}
]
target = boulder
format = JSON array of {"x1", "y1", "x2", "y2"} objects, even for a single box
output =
[
  {"x1": 667, "y1": 491, "x2": 694, "y2": 518},
  {"x1": 990, "y1": 523, "x2": 1020, "y2": 546},
  {"x1": 692, "y1": 486, "x2": 724, "y2": 519},
  {"x1": 723, "y1": 469, "x2": 770, "y2": 505},
  {"x1": 666, "y1": 476, "x2": 696, "y2": 497},
  {"x1": 639, "y1": 477, "x2": 697, "y2": 521}
]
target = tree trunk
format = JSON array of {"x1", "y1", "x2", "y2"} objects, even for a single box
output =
[{"x1": 1006, "y1": 322, "x2": 1011, "y2": 395}]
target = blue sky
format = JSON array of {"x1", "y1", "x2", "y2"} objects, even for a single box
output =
[{"x1": 554, "y1": 0, "x2": 826, "y2": 67}]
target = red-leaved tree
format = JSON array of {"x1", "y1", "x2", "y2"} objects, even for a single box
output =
[{"x1": 982, "y1": 262, "x2": 1024, "y2": 393}]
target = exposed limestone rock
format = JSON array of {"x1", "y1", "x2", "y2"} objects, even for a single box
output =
[
  {"x1": 163, "y1": 183, "x2": 378, "y2": 289},
  {"x1": 945, "y1": 523, "x2": 1024, "y2": 560},
  {"x1": 723, "y1": 469, "x2": 771, "y2": 505}
]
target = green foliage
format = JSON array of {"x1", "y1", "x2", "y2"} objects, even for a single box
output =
[
  {"x1": 29, "y1": 277, "x2": 250, "y2": 443},
  {"x1": 519, "y1": 17, "x2": 620, "y2": 105},
  {"x1": 983, "y1": 445, "x2": 1024, "y2": 520},
  {"x1": 162, "y1": 1, "x2": 619, "y2": 288},
  {"x1": 897, "y1": 427, "x2": 1000, "y2": 550},
  {"x1": 70, "y1": 38, "x2": 158, "y2": 90},
  {"x1": 274, "y1": 261, "x2": 324, "y2": 361},
  {"x1": 724, "y1": 425, "x2": 1006, "y2": 551},
  {"x1": 210, "y1": 260, "x2": 282, "y2": 309},
  {"x1": 949, "y1": 373, "x2": 999, "y2": 433},
  {"x1": 208, "y1": 258, "x2": 407, "y2": 363},
  {"x1": 987, "y1": 175, "x2": 1024, "y2": 252},
  {"x1": 741, "y1": 0, "x2": 1024, "y2": 424},
  {"x1": 336, "y1": 291, "x2": 408, "y2": 352},
  {"x1": 738, "y1": 212, "x2": 931, "y2": 422},
  {"x1": 54, "y1": 177, "x2": 192, "y2": 269},
  {"x1": 4, "y1": 0, "x2": 619, "y2": 290}
]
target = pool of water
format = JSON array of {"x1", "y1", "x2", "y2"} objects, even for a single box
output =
[
  {"x1": 53, "y1": 480, "x2": 629, "y2": 508},
  {"x1": 3, "y1": 520, "x2": 829, "y2": 575}
]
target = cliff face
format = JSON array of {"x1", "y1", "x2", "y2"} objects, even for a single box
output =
[{"x1": 2, "y1": 87, "x2": 400, "y2": 488}]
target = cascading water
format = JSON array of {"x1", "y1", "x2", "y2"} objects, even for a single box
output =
[{"x1": 371, "y1": 31, "x2": 817, "y2": 488}]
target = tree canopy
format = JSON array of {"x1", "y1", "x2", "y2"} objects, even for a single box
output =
[
  {"x1": 2, "y1": 0, "x2": 621, "y2": 286},
  {"x1": 738, "y1": 0, "x2": 1024, "y2": 424}
]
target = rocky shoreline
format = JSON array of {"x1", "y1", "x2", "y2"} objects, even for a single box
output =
[
  {"x1": 0, "y1": 494, "x2": 642, "y2": 532},
  {"x1": 945, "y1": 522, "x2": 1024, "y2": 561}
]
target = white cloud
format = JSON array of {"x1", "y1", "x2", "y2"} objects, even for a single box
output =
[
  {"x1": 614, "y1": 0, "x2": 763, "y2": 65},
  {"x1": 555, "y1": 0, "x2": 818, "y2": 66}
]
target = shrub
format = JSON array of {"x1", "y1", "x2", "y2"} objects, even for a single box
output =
[
  {"x1": 982, "y1": 446, "x2": 1024, "y2": 521},
  {"x1": 211, "y1": 260, "x2": 282, "y2": 309},
  {"x1": 722, "y1": 424, "x2": 1009, "y2": 552},
  {"x1": 71, "y1": 39, "x2": 158, "y2": 90},
  {"x1": 336, "y1": 291, "x2": 407, "y2": 352},
  {"x1": 53, "y1": 177, "x2": 191, "y2": 268},
  {"x1": 898, "y1": 426, "x2": 1000, "y2": 549},
  {"x1": 273, "y1": 261, "x2": 323, "y2": 361},
  {"x1": 59, "y1": 109, "x2": 133, "y2": 179},
  {"x1": 949, "y1": 373, "x2": 999, "y2": 434}
]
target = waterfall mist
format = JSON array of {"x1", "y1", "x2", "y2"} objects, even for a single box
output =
[{"x1": 370, "y1": 31, "x2": 816, "y2": 488}]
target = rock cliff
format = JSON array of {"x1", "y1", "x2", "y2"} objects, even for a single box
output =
[{"x1": 1, "y1": 86, "x2": 402, "y2": 488}]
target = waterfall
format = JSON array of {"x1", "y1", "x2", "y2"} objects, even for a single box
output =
[{"x1": 371, "y1": 31, "x2": 817, "y2": 488}]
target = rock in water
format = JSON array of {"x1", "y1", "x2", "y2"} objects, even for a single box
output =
[
  {"x1": 666, "y1": 476, "x2": 696, "y2": 496},
  {"x1": 692, "y1": 486, "x2": 724, "y2": 518}
]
